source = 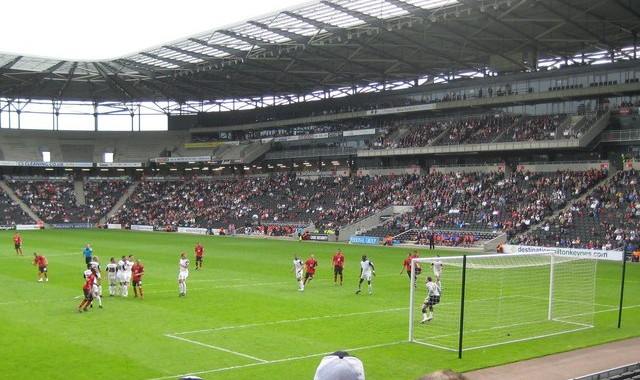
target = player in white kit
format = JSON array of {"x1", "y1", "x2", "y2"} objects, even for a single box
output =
[
  {"x1": 89, "y1": 256, "x2": 102, "y2": 295},
  {"x1": 106, "y1": 257, "x2": 118, "y2": 297},
  {"x1": 178, "y1": 252, "x2": 190, "y2": 296},
  {"x1": 431, "y1": 255, "x2": 444, "y2": 286},
  {"x1": 121, "y1": 255, "x2": 134, "y2": 297},
  {"x1": 421, "y1": 276, "x2": 442, "y2": 323},
  {"x1": 290, "y1": 254, "x2": 305, "y2": 292},
  {"x1": 116, "y1": 255, "x2": 126, "y2": 295},
  {"x1": 355, "y1": 255, "x2": 375, "y2": 295}
]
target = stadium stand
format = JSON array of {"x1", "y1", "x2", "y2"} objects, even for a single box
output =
[
  {"x1": 0, "y1": 186, "x2": 34, "y2": 225},
  {"x1": 83, "y1": 178, "x2": 133, "y2": 223},
  {"x1": 518, "y1": 169, "x2": 640, "y2": 251},
  {"x1": 107, "y1": 174, "x2": 423, "y2": 230},
  {"x1": 7, "y1": 178, "x2": 94, "y2": 224}
]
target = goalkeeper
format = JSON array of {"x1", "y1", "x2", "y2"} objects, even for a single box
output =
[{"x1": 421, "y1": 276, "x2": 441, "y2": 323}]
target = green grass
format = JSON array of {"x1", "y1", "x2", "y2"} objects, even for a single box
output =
[{"x1": 0, "y1": 229, "x2": 638, "y2": 380}]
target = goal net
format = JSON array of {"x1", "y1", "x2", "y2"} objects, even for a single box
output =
[{"x1": 409, "y1": 252, "x2": 598, "y2": 353}]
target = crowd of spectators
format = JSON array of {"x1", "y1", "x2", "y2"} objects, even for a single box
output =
[
  {"x1": 0, "y1": 166, "x2": 624, "y2": 252},
  {"x1": 0, "y1": 189, "x2": 33, "y2": 225},
  {"x1": 109, "y1": 174, "x2": 422, "y2": 230},
  {"x1": 8, "y1": 179, "x2": 94, "y2": 224},
  {"x1": 513, "y1": 170, "x2": 639, "y2": 251},
  {"x1": 369, "y1": 114, "x2": 516, "y2": 149},
  {"x1": 436, "y1": 114, "x2": 519, "y2": 146},
  {"x1": 366, "y1": 169, "x2": 607, "y2": 246},
  {"x1": 499, "y1": 114, "x2": 565, "y2": 142},
  {"x1": 84, "y1": 179, "x2": 133, "y2": 222},
  {"x1": 393, "y1": 120, "x2": 451, "y2": 148}
]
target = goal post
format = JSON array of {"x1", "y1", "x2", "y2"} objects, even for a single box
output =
[{"x1": 409, "y1": 252, "x2": 598, "y2": 354}]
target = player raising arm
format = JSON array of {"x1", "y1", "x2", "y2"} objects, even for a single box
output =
[
  {"x1": 291, "y1": 254, "x2": 305, "y2": 292},
  {"x1": 356, "y1": 255, "x2": 375, "y2": 295}
]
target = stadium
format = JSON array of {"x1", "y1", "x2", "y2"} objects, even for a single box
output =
[{"x1": 0, "y1": 0, "x2": 639, "y2": 379}]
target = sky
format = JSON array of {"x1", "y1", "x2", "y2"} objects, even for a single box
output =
[{"x1": 0, "y1": 0, "x2": 313, "y2": 61}]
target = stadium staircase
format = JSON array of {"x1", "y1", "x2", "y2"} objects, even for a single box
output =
[
  {"x1": 74, "y1": 180, "x2": 86, "y2": 206},
  {"x1": 243, "y1": 140, "x2": 273, "y2": 163},
  {"x1": 528, "y1": 167, "x2": 616, "y2": 234},
  {"x1": 100, "y1": 181, "x2": 139, "y2": 225},
  {"x1": 339, "y1": 205, "x2": 413, "y2": 241},
  {"x1": 0, "y1": 180, "x2": 48, "y2": 228}
]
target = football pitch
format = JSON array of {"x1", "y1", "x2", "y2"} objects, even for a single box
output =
[{"x1": 1, "y1": 229, "x2": 638, "y2": 380}]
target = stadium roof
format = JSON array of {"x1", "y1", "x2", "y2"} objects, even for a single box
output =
[{"x1": 0, "y1": 0, "x2": 638, "y2": 103}]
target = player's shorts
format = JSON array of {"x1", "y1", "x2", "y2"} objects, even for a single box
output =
[
  {"x1": 108, "y1": 274, "x2": 117, "y2": 286},
  {"x1": 133, "y1": 280, "x2": 142, "y2": 287},
  {"x1": 39, "y1": 266, "x2": 47, "y2": 273},
  {"x1": 117, "y1": 272, "x2": 124, "y2": 283},
  {"x1": 415, "y1": 267, "x2": 422, "y2": 275},
  {"x1": 361, "y1": 272, "x2": 373, "y2": 281},
  {"x1": 333, "y1": 266, "x2": 343, "y2": 275},
  {"x1": 122, "y1": 273, "x2": 132, "y2": 283},
  {"x1": 425, "y1": 295, "x2": 440, "y2": 307},
  {"x1": 178, "y1": 271, "x2": 189, "y2": 281},
  {"x1": 304, "y1": 272, "x2": 314, "y2": 280},
  {"x1": 15, "y1": 243, "x2": 21, "y2": 250},
  {"x1": 295, "y1": 269, "x2": 303, "y2": 279},
  {"x1": 433, "y1": 269, "x2": 442, "y2": 278},
  {"x1": 85, "y1": 256, "x2": 92, "y2": 264},
  {"x1": 83, "y1": 288, "x2": 93, "y2": 301},
  {"x1": 92, "y1": 284, "x2": 100, "y2": 296},
  {"x1": 195, "y1": 256, "x2": 203, "y2": 262}
]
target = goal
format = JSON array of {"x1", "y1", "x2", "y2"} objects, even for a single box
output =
[{"x1": 409, "y1": 252, "x2": 598, "y2": 355}]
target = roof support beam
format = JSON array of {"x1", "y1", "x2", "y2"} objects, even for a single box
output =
[{"x1": 92, "y1": 62, "x2": 135, "y2": 100}]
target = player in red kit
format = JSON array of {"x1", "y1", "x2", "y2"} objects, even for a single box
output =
[
  {"x1": 304, "y1": 254, "x2": 318, "y2": 285},
  {"x1": 14, "y1": 233, "x2": 23, "y2": 256},
  {"x1": 77, "y1": 265, "x2": 96, "y2": 312},
  {"x1": 194, "y1": 242, "x2": 204, "y2": 270},
  {"x1": 32, "y1": 252, "x2": 48, "y2": 282},
  {"x1": 400, "y1": 252, "x2": 421, "y2": 286},
  {"x1": 332, "y1": 249, "x2": 345, "y2": 285},
  {"x1": 131, "y1": 259, "x2": 145, "y2": 299}
]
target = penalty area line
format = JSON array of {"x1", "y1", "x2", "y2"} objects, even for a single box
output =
[
  {"x1": 144, "y1": 340, "x2": 405, "y2": 380},
  {"x1": 170, "y1": 306, "x2": 408, "y2": 335},
  {"x1": 165, "y1": 334, "x2": 268, "y2": 363}
]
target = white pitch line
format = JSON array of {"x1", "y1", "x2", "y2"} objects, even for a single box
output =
[
  {"x1": 414, "y1": 304, "x2": 640, "y2": 350},
  {"x1": 171, "y1": 306, "x2": 408, "y2": 335},
  {"x1": 165, "y1": 334, "x2": 268, "y2": 363},
  {"x1": 144, "y1": 340, "x2": 405, "y2": 380}
]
